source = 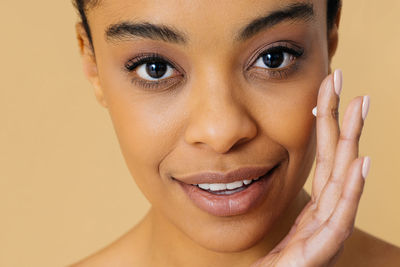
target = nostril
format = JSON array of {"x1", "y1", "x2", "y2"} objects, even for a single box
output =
[
  {"x1": 228, "y1": 137, "x2": 252, "y2": 152},
  {"x1": 183, "y1": 97, "x2": 258, "y2": 153},
  {"x1": 237, "y1": 136, "x2": 252, "y2": 146}
]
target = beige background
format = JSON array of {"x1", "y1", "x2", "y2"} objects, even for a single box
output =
[{"x1": 1, "y1": 1, "x2": 399, "y2": 266}]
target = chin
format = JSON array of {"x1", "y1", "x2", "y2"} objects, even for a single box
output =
[{"x1": 184, "y1": 206, "x2": 282, "y2": 253}]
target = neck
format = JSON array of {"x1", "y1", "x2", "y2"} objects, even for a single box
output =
[{"x1": 139, "y1": 189, "x2": 310, "y2": 267}]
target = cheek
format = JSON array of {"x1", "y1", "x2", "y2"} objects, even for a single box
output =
[
  {"x1": 262, "y1": 79, "x2": 320, "y2": 192},
  {"x1": 105, "y1": 83, "x2": 191, "y2": 205},
  {"x1": 276, "y1": 97, "x2": 317, "y2": 189},
  {"x1": 103, "y1": 82, "x2": 185, "y2": 202},
  {"x1": 267, "y1": 92, "x2": 315, "y2": 151}
]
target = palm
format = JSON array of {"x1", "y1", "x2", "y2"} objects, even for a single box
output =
[{"x1": 252, "y1": 71, "x2": 370, "y2": 267}]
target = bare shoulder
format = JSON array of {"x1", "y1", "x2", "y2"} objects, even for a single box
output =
[
  {"x1": 336, "y1": 227, "x2": 400, "y2": 267},
  {"x1": 69, "y1": 219, "x2": 151, "y2": 267}
]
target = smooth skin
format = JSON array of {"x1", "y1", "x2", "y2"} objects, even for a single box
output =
[{"x1": 72, "y1": 0, "x2": 400, "y2": 266}]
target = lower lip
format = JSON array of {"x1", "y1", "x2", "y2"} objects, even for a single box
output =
[{"x1": 176, "y1": 165, "x2": 279, "y2": 217}]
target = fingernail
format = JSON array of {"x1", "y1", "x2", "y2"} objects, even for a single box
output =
[
  {"x1": 362, "y1": 156, "x2": 371, "y2": 179},
  {"x1": 312, "y1": 106, "x2": 317, "y2": 117},
  {"x1": 334, "y1": 69, "x2": 343, "y2": 96},
  {"x1": 362, "y1": 95, "x2": 370, "y2": 120}
]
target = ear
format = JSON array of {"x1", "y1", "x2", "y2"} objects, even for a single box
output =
[
  {"x1": 327, "y1": 7, "x2": 342, "y2": 73},
  {"x1": 75, "y1": 22, "x2": 108, "y2": 108}
]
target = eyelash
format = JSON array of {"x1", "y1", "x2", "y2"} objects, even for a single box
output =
[
  {"x1": 124, "y1": 43, "x2": 304, "y2": 89},
  {"x1": 246, "y1": 43, "x2": 304, "y2": 80},
  {"x1": 124, "y1": 53, "x2": 182, "y2": 90}
]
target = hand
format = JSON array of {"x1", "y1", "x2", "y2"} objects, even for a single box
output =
[{"x1": 251, "y1": 70, "x2": 371, "y2": 267}]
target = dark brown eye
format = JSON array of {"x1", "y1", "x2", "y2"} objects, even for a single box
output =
[
  {"x1": 252, "y1": 45, "x2": 303, "y2": 70},
  {"x1": 254, "y1": 51, "x2": 294, "y2": 69},
  {"x1": 262, "y1": 52, "x2": 285, "y2": 68},
  {"x1": 136, "y1": 61, "x2": 174, "y2": 81},
  {"x1": 145, "y1": 62, "x2": 168, "y2": 79}
]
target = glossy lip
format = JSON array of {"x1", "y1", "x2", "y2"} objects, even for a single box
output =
[
  {"x1": 176, "y1": 164, "x2": 280, "y2": 217},
  {"x1": 172, "y1": 165, "x2": 274, "y2": 185}
]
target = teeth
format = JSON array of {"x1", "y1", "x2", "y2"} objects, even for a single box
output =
[
  {"x1": 209, "y1": 183, "x2": 227, "y2": 191},
  {"x1": 198, "y1": 184, "x2": 210, "y2": 190},
  {"x1": 195, "y1": 177, "x2": 261, "y2": 191},
  {"x1": 226, "y1": 180, "x2": 243, "y2": 190}
]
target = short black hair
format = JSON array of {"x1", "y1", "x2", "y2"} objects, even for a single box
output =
[{"x1": 73, "y1": 0, "x2": 341, "y2": 48}]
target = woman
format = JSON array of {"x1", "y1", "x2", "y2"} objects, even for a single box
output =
[{"x1": 71, "y1": 0, "x2": 400, "y2": 266}]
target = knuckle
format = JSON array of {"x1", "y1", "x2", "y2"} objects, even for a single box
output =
[
  {"x1": 315, "y1": 151, "x2": 333, "y2": 166},
  {"x1": 316, "y1": 154, "x2": 329, "y2": 165},
  {"x1": 329, "y1": 177, "x2": 342, "y2": 186},
  {"x1": 339, "y1": 133, "x2": 360, "y2": 143},
  {"x1": 316, "y1": 105, "x2": 339, "y2": 120}
]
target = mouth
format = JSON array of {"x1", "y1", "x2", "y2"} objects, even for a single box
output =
[
  {"x1": 172, "y1": 164, "x2": 275, "y2": 185},
  {"x1": 192, "y1": 165, "x2": 278, "y2": 196},
  {"x1": 175, "y1": 163, "x2": 280, "y2": 217}
]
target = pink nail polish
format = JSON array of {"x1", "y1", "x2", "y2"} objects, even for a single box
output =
[
  {"x1": 362, "y1": 95, "x2": 370, "y2": 120},
  {"x1": 334, "y1": 69, "x2": 343, "y2": 96},
  {"x1": 362, "y1": 156, "x2": 371, "y2": 179}
]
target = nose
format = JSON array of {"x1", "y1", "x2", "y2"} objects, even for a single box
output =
[{"x1": 184, "y1": 72, "x2": 258, "y2": 154}]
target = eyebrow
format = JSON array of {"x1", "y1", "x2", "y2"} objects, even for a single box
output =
[
  {"x1": 105, "y1": 2, "x2": 314, "y2": 45},
  {"x1": 237, "y1": 2, "x2": 315, "y2": 41},
  {"x1": 106, "y1": 22, "x2": 187, "y2": 44}
]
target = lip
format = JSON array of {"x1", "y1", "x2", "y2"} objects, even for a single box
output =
[
  {"x1": 176, "y1": 164, "x2": 280, "y2": 217},
  {"x1": 173, "y1": 165, "x2": 274, "y2": 185}
]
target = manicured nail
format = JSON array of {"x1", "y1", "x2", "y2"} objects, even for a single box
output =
[
  {"x1": 362, "y1": 156, "x2": 371, "y2": 179},
  {"x1": 362, "y1": 95, "x2": 370, "y2": 120},
  {"x1": 312, "y1": 106, "x2": 317, "y2": 117},
  {"x1": 334, "y1": 69, "x2": 343, "y2": 96}
]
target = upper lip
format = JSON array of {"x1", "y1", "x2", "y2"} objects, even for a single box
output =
[{"x1": 173, "y1": 165, "x2": 276, "y2": 185}]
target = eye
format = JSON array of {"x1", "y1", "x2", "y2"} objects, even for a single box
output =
[
  {"x1": 124, "y1": 54, "x2": 181, "y2": 81},
  {"x1": 246, "y1": 44, "x2": 304, "y2": 81},
  {"x1": 253, "y1": 48, "x2": 296, "y2": 69},
  {"x1": 124, "y1": 54, "x2": 184, "y2": 90},
  {"x1": 136, "y1": 61, "x2": 175, "y2": 81}
]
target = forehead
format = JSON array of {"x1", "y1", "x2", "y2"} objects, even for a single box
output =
[{"x1": 89, "y1": 0, "x2": 326, "y2": 41}]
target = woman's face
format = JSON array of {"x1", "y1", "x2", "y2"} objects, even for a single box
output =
[{"x1": 82, "y1": 0, "x2": 335, "y2": 252}]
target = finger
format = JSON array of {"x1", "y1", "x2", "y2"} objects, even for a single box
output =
[
  {"x1": 317, "y1": 95, "x2": 369, "y2": 219},
  {"x1": 304, "y1": 157, "x2": 369, "y2": 266},
  {"x1": 331, "y1": 96, "x2": 366, "y2": 183},
  {"x1": 326, "y1": 157, "x2": 367, "y2": 237},
  {"x1": 311, "y1": 71, "x2": 341, "y2": 201}
]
